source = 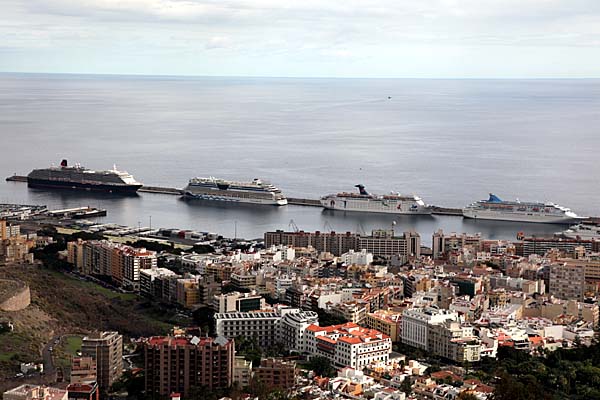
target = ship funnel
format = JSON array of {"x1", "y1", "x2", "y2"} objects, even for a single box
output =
[
  {"x1": 355, "y1": 184, "x2": 369, "y2": 196},
  {"x1": 60, "y1": 159, "x2": 68, "y2": 167}
]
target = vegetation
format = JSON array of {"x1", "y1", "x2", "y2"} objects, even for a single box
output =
[
  {"x1": 305, "y1": 356, "x2": 337, "y2": 377},
  {"x1": 316, "y1": 308, "x2": 348, "y2": 326},
  {"x1": 476, "y1": 343, "x2": 600, "y2": 400},
  {"x1": 191, "y1": 306, "x2": 215, "y2": 336}
]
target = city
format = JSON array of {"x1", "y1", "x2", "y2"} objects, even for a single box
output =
[
  {"x1": 2, "y1": 0, "x2": 600, "y2": 399},
  {"x1": 2, "y1": 200, "x2": 600, "y2": 399}
]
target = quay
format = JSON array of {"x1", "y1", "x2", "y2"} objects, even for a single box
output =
[
  {"x1": 7, "y1": 175, "x2": 590, "y2": 219},
  {"x1": 138, "y1": 186, "x2": 183, "y2": 195},
  {"x1": 287, "y1": 197, "x2": 322, "y2": 207},
  {"x1": 5, "y1": 175, "x2": 28, "y2": 182}
]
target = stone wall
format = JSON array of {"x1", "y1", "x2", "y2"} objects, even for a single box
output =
[{"x1": 0, "y1": 279, "x2": 30, "y2": 311}]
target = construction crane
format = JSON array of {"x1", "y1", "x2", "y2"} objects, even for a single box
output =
[
  {"x1": 324, "y1": 221, "x2": 335, "y2": 232},
  {"x1": 289, "y1": 219, "x2": 299, "y2": 232}
]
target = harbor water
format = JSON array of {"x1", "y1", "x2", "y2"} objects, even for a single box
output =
[{"x1": 1, "y1": 74, "x2": 599, "y2": 242}]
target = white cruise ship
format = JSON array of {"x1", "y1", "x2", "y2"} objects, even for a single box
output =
[
  {"x1": 183, "y1": 177, "x2": 287, "y2": 206},
  {"x1": 463, "y1": 193, "x2": 580, "y2": 224},
  {"x1": 320, "y1": 185, "x2": 431, "y2": 214},
  {"x1": 559, "y1": 223, "x2": 600, "y2": 240}
]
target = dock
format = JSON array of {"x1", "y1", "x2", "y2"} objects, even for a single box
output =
[
  {"x1": 138, "y1": 186, "x2": 183, "y2": 195},
  {"x1": 6, "y1": 175, "x2": 28, "y2": 182},
  {"x1": 429, "y1": 206, "x2": 464, "y2": 216},
  {"x1": 287, "y1": 197, "x2": 322, "y2": 207}
]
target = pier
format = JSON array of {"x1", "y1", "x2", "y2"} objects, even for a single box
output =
[
  {"x1": 6, "y1": 175, "x2": 28, "y2": 182},
  {"x1": 138, "y1": 186, "x2": 183, "y2": 195},
  {"x1": 287, "y1": 197, "x2": 322, "y2": 207},
  {"x1": 10, "y1": 175, "x2": 589, "y2": 219}
]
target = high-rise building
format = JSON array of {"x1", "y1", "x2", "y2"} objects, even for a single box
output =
[
  {"x1": 69, "y1": 240, "x2": 157, "y2": 289},
  {"x1": 548, "y1": 262, "x2": 586, "y2": 301},
  {"x1": 144, "y1": 335, "x2": 234, "y2": 398},
  {"x1": 265, "y1": 229, "x2": 421, "y2": 259},
  {"x1": 81, "y1": 332, "x2": 123, "y2": 394}
]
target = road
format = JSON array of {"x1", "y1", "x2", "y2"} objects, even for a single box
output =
[{"x1": 41, "y1": 335, "x2": 62, "y2": 380}]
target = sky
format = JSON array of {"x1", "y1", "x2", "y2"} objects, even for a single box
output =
[{"x1": 2, "y1": 0, "x2": 600, "y2": 78}]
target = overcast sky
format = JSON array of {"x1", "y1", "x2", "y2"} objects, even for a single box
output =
[{"x1": 2, "y1": 0, "x2": 600, "y2": 78}]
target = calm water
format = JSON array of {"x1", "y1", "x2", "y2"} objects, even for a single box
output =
[{"x1": 1, "y1": 73, "x2": 599, "y2": 242}]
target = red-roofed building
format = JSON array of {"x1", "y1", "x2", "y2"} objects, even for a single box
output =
[
  {"x1": 305, "y1": 323, "x2": 392, "y2": 369},
  {"x1": 66, "y1": 382, "x2": 99, "y2": 400}
]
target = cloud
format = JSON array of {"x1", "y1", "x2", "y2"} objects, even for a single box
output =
[{"x1": 2, "y1": 0, "x2": 600, "y2": 76}]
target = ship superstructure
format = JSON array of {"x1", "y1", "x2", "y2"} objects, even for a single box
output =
[
  {"x1": 320, "y1": 185, "x2": 431, "y2": 214},
  {"x1": 463, "y1": 193, "x2": 580, "y2": 224},
  {"x1": 559, "y1": 223, "x2": 600, "y2": 240},
  {"x1": 183, "y1": 177, "x2": 287, "y2": 206},
  {"x1": 27, "y1": 159, "x2": 142, "y2": 194}
]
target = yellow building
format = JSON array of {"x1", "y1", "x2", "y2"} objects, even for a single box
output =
[{"x1": 365, "y1": 309, "x2": 402, "y2": 342}]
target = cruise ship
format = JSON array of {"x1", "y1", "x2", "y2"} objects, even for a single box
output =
[
  {"x1": 559, "y1": 223, "x2": 600, "y2": 240},
  {"x1": 183, "y1": 177, "x2": 287, "y2": 205},
  {"x1": 320, "y1": 185, "x2": 432, "y2": 214},
  {"x1": 463, "y1": 193, "x2": 580, "y2": 224},
  {"x1": 27, "y1": 160, "x2": 142, "y2": 194}
]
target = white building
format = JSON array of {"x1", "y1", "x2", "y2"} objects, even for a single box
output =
[
  {"x1": 215, "y1": 307, "x2": 316, "y2": 348},
  {"x1": 401, "y1": 307, "x2": 459, "y2": 350},
  {"x1": 215, "y1": 311, "x2": 281, "y2": 347},
  {"x1": 122, "y1": 247, "x2": 158, "y2": 290},
  {"x1": 340, "y1": 249, "x2": 373, "y2": 266},
  {"x1": 279, "y1": 309, "x2": 319, "y2": 353},
  {"x1": 305, "y1": 322, "x2": 392, "y2": 369},
  {"x1": 211, "y1": 291, "x2": 266, "y2": 313}
]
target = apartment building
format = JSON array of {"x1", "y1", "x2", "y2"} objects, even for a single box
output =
[
  {"x1": 69, "y1": 357, "x2": 97, "y2": 384},
  {"x1": 428, "y1": 321, "x2": 481, "y2": 363},
  {"x1": 70, "y1": 240, "x2": 157, "y2": 289},
  {"x1": 401, "y1": 308, "x2": 459, "y2": 350},
  {"x1": 365, "y1": 309, "x2": 403, "y2": 342},
  {"x1": 144, "y1": 335, "x2": 234, "y2": 398},
  {"x1": 139, "y1": 267, "x2": 179, "y2": 299},
  {"x1": 548, "y1": 263, "x2": 586, "y2": 301},
  {"x1": 81, "y1": 332, "x2": 123, "y2": 394},
  {"x1": 265, "y1": 229, "x2": 420, "y2": 259},
  {"x1": 254, "y1": 358, "x2": 296, "y2": 389}
]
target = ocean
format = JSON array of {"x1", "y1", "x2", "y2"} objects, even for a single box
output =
[{"x1": 1, "y1": 73, "x2": 599, "y2": 242}]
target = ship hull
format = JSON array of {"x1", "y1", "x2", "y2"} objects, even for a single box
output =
[
  {"x1": 183, "y1": 191, "x2": 287, "y2": 206},
  {"x1": 462, "y1": 209, "x2": 578, "y2": 224},
  {"x1": 27, "y1": 178, "x2": 142, "y2": 194},
  {"x1": 320, "y1": 197, "x2": 432, "y2": 214}
]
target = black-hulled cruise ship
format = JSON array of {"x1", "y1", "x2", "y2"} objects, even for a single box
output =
[{"x1": 27, "y1": 159, "x2": 143, "y2": 194}]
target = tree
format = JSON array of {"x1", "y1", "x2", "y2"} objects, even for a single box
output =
[
  {"x1": 458, "y1": 392, "x2": 479, "y2": 400},
  {"x1": 306, "y1": 356, "x2": 336, "y2": 377},
  {"x1": 400, "y1": 377, "x2": 413, "y2": 395}
]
